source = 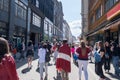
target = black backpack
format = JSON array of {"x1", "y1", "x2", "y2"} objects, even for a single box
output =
[
  {"x1": 45, "y1": 49, "x2": 51, "y2": 62},
  {"x1": 19, "y1": 43, "x2": 23, "y2": 50}
]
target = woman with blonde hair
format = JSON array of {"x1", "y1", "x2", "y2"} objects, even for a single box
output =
[{"x1": 0, "y1": 37, "x2": 19, "y2": 80}]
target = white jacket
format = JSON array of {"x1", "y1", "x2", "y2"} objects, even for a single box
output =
[{"x1": 38, "y1": 48, "x2": 46, "y2": 63}]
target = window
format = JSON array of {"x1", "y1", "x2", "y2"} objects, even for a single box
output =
[
  {"x1": 109, "y1": 0, "x2": 114, "y2": 8},
  {"x1": 96, "y1": 6, "x2": 102, "y2": 20},
  {"x1": 0, "y1": 0, "x2": 9, "y2": 12},
  {"x1": 3, "y1": 0, "x2": 9, "y2": 11},
  {"x1": 44, "y1": 22, "x2": 47, "y2": 31},
  {"x1": 36, "y1": 0, "x2": 39, "y2": 8},
  {"x1": 17, "y1": 5, "x2": 23, "y2": 18},
  {"x1": 0, "y1": 22, "x2": 7, "y2": 37},
  {"x1": 90, "y1": 15, "x2": 94, "y2": 25},
  {"x1": 0, "y1": 0, "x2": 3, "y2": 9},
  {"x1": 105, "y1": 0, "x2": 119, "y2": 12},
  {"x1": 15, "y1": 0, "x2": 27, "y2": 20},
  {"x1": 32, "y1": 13, "x2": 41, "y2": 27},
  {"x1": 49, "y1": 24, "x2": 52, "y2": 33},
  {"x1": 54, "y1": 27, "x2": 55, "y2": 34}
]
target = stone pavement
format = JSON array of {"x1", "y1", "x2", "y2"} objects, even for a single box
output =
[{"x1": 16, "y1": 52, "x2": 120, "y2": 80}]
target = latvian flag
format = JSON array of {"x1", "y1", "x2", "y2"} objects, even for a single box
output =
[{"x1": 56, "y1": 45, "x2": 71, "y2": 72}]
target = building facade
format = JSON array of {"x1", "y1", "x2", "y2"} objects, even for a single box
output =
[
  {"x1": 87, "y1": 0, "x2": 120, "y2": 45},
  {"x1": 63, "y1": 20, "x2": 73, "y2": 43},
  {"x1": 0, "y1": 0, "x2": 28, "y2": 46},
  {"x1": 81, "y1": 0, "x2": 89, "y2": 42},
  {"x1": 26, "y1": 0, "x2": 54, "y2": 45},
  {"x1": 52, "y1": 0, "x2": 64, "y2": 41},
  {"x1": 0, "y1": 0, "x2": 68, "y2": 48},
  {"x1": 0, "y1": 0, "x2": 10, "y2": 39},
  {"x1": 0, "y1": 0, "x2": 55, "y2": 47},
  {"x1": 44, "y1": 17, "x2": 54, "y2": 42}
]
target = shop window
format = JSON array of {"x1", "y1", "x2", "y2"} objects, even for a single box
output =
[{"x1": 0, "y1": 22, "x2": 7, "y2": 37}]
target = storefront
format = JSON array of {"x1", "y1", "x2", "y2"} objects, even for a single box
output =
[
  {"x1": 105, "y1": 2, "x2": 120, "y2": 44},
  {"x1": 13, "y1": 26, "x2": 26, "y2": 47},
  {"x1": 0, "y1": 21, "x2": 8, "y2": 39},
  {"x1": 104, "y1": 19, "x2": 120, "y2": 44}
]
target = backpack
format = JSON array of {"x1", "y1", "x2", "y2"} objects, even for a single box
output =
[
  {"x1": 94, "y1": 51, "x2": 101, "y2": 63},
  {"x1": 45, "y1": 49, "x2": 51, "y2": 62},
  {"x1": 18, "y1": 43, "x2": 23, "y2": 50}
]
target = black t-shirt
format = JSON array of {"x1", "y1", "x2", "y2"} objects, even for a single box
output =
[{"x1": 98, "y1": 48, "x2": 105, "y2": 64}]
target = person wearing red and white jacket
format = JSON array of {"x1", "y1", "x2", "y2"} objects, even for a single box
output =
[{"x1": 56, "y1": 39, "x2": 71, "y2": 80}]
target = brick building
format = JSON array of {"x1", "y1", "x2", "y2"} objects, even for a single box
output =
[{"x1": 87, "y1": 0, "x2": 120, "y2": 45}]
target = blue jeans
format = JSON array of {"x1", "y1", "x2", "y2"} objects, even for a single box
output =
[{"x1": 112, "y1": 56, "x2": 120, "y2": 74}]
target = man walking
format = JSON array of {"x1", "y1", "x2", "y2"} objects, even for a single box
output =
[
  {"x1": 56, "y1": 39, "x2": 71, "y2": 80},
  {"x1": 76, "y1": 40, "x2": 91, "y2": 80}
]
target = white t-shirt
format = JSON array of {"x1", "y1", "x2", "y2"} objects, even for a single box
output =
[{"x1": 38, "y1": 48, "x2": 46, "y2": 63}]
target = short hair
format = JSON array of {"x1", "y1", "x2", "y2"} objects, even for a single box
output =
[{"x1": 28, "y1": 40, "x2": 32, "y2": 46}]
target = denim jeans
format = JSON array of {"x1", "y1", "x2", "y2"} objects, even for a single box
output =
[
  {"x1": 39, "y1": 62, "x2": 48, "y2": 78},
  {"x1": 112, "y1": 56, "x2": 120, "y2": 74}
]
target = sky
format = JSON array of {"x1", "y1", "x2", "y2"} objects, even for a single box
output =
[{"x1": 58, "y1": 0, "x2": 82, "y2": 38}]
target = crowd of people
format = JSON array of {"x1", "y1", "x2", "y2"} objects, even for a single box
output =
[{"x1": 0, "y1": 37, "x2": 120, "y2": 80}]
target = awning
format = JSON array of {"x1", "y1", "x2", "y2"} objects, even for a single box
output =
[
  {"x1": 87, "y1": 19, "x2": 120, "y2": 37},
  {"x1": 86, "y1": 21, "x2": 108, "y2": 37},
  {"x1": 103, "y1": 18, "x2": 120, "y2": 31}
]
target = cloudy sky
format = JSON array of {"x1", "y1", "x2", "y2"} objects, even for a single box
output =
[{"x1": 58, "y1": 0, "x2": 82, "y2": 38}]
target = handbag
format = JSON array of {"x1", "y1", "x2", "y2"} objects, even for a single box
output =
[{"x1": 94, "y1": 51, "x2": 101, "y2": 63}]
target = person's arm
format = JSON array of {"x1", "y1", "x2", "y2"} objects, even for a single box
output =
[
  {"x1": 38, "y1": 49, "x2": 41, "y2": 57},
  {"x1": 76, "y1": 47, "x2": 80, "y2": 56}
]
